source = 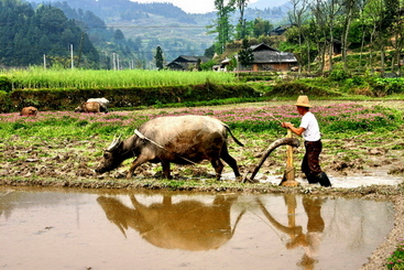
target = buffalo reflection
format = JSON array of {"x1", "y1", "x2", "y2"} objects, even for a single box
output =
[
  {"x1": 257, "y1": 195, "x2": 325, "y2": 270},
  {"x1": 97, "y1": 194, "x2": 245, "y2": 251}
]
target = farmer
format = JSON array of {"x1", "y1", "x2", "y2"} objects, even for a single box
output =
[{"x1": 281, "y1": 96, "x2": 332, "y2": 187}]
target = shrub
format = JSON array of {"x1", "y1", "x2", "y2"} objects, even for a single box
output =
[
  {"x1": 368, "y1": 78, "x2": 404, "y2": 96},
  {"x1": 0, "y1": 91, "x2": 13, "y2": 113},
  {"x1": 0, "y1": 76, "x2": 12, "y2": 93},
  {"x1": 386, "y1": 239, "x2": 404, "y2": 269},
  {"x1": 329, "y1": 64, "x2": 351, "y2": 81},
  {"x1": 264, "y1": 81, "x2": 338, "y2": 97}
]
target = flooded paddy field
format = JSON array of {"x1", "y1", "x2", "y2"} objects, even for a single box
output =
[{"x1": 0, "y1": 187, "x2": 395, "y2": 270}]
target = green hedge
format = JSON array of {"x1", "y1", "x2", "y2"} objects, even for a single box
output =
[
  {"x1": 0, "y1": 91, "x2": 13, "y2": 113},
  {"x1": 4, "y1": 82, "x2": 260, "y2": 112},
  {"x1": 264, "y1": 81, "x2": 341, "y2": 97}
]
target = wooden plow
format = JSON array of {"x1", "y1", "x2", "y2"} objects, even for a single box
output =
[{"x1": 245, "y1": 130, "x2": 300, "y2": 186}]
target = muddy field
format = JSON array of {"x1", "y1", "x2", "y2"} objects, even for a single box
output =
[{"x1": 1, "y1": 102, "x2": 404, "y2": 269}]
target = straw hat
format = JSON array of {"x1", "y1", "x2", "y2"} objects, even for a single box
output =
[{"x1": 295, "y1": 95, "x2": 312, "y2": 107}]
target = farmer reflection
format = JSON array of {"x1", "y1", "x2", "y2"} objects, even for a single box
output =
[
  {"x1": 97, "y1": 194, "x2": 244, "y2": 251},
  {"x1": 257, "y1": 195, "x2": 325, "y2": 270}
]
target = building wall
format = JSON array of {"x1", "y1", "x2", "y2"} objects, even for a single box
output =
[{"x1": 252, "y1": 63, "x2": 294, "y2": 71}]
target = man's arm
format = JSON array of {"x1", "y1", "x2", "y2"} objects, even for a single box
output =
[{"x1": 282, "y1": 122, "x2": 305, "y2": 136}]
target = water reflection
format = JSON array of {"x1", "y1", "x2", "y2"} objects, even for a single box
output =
[
  {"x1": 0, "y1": 187, "x2": 395, "y2": 270},
  {"x1": 98, "y1": 193, "x2": 328, "y2": 269},
  {"x1": 257, "y1": 195, "x2": 325, "y2": 270},
  {"x1": 97, "y1": 194, "x2": 245, "y2": 251}
]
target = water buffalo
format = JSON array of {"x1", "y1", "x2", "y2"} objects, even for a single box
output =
[
  {"x1": 20, "y1": 106, "x2": 38, "y2": 116},
  {"x1": 74, "y1": 101, "x2": 102, "y2": 113},
  {"x1": 87, "y1": 97, "x2": 109, "y2": 113},
  {"x1": 95, "y1": 115, "x2": 244, "y2": 180},
  {"x1": 97, "y1": 194, "x2": 244, "y2": 251}
]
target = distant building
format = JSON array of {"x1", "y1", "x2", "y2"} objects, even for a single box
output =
[
  {"x1": 166, "y1": 55, "x2": 210, "y2": 71},
  {"x1": 249, "y1": 43, "x2": 297, "y2": 71},
  {"x1": 218, "y1": 43, "x2": 298, "y2": 72},
  {"x1": 269, "y1": 24, "x2": 296, "y2": 36}
]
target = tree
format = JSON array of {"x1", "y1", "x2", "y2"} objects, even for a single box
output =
[
  {"x1": 364, "y1": 0, "x2": 387, "y2": 73},
  {"x1": 235, "y1": 0, "x2": 249, "y2": 40},
  {"x1": 154, "y1": 45, "x2": 164, "y2": 70},
  {"x1": 113, "y1": 29, "x2": 125, "y2": 40},
  {"x1": 288, "y1": 0, "x2": 311, "y2": 72},
  {"x1": 389, "y1": 11, "x2": 404, "y2": 76},
  {"x1": 340, "y1": 0, "x2": 359, "y2": 71},
  {"x1": 207, "y1": 0, "x2": 235, "y2": 54},
  {"x1": 238, "y1": 38, "x2": 254, "y2": 68},
  {"x1": 310, "y1": 0, "x2": 343, "y2": 73},
  {"x1": 252, "y1": 18, "x2": 273, "y2": 38},
  {"x1": 204, "y1": 45, "x2": 215, "y2": 58}
]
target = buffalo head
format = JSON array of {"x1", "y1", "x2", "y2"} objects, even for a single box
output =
[{"x1": 95, "y1": 135, "x2": 126, "y2": 174}]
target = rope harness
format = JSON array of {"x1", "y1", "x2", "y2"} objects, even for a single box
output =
[{"x1": 134, "y1": 129, "x2": 197, "y2": 165}]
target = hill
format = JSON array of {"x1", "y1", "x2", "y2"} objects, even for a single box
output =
[{"x1": 29, "y1": 0, "x2": 289, "y2": 64}]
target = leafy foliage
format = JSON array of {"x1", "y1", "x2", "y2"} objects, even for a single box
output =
[
  {"x1": 386, "y1": 239, "x2": 404, "y2": 269},
  {"x1": 0, "y1": 1, "x2": 99, "y2": 67},
  {"x1": 0, "y1": 76, "x2": 12, "y2": 93},
  {"x1": 154, "y1": 46, "x2": 164, "y2": 71},
  {"x1": 238, "y1": 39, "x2": 254, "y2": 67}
]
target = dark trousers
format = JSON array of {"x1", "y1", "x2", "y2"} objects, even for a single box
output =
[{"x1": 302, "y1": 140, "x2": 323, "y2": 181}]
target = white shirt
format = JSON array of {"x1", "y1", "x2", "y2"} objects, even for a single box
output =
[{"x1": 300, "y1": 111, "x2": 321, "y2": 141}]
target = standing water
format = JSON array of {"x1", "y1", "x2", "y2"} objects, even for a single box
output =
[{"x1": 0, "y1": 187, "x2": 394, "y2": 270}]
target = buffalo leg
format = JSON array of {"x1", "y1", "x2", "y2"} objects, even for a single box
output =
[
  {"x1": 127, "y1": 156, "x2": 150, "y2": 178},
  {"x1": 160, "y1": 160, "x2": 172, "y2": 179},
  {"x1": 220, "y1": 145, "x2": 241, "y2": 178},
  {"x1": 210, "y1": 158, "x2": 224, "y2": 180}
]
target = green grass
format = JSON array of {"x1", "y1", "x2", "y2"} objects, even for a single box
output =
[
  {"x1": 1, "y1": 101, "x2": 402, "y2": 141},
  {"x1": 1, "y1": 66, "x2": 238, "y2": 89},
  {"x1": 387, "y1": 239, "x2": 404, "y2": 269}
]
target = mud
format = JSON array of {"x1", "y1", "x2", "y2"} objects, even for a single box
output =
[
  {"x1": 0, "y1": 130, "x2": 404, "y2": 269},
  {"x1": 0, "y1": 188, "x2": 397, "y2": 269}
]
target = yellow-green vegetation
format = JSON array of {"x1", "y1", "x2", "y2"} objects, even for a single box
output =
[{"x1": 1, "y1": 67, "x2": 238, "y2": 89}]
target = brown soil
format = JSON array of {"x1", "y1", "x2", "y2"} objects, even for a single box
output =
[{"x1": 0, "y1": 126, "x2": 404, "y2": 270}]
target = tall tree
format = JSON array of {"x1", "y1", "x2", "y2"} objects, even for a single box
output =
[
  {"x1": 207, "y1": 0, "x2": 235, "y2": 54},
  {"x1": 389, "y1": 10, "x2": 404, "y2": 76},
  {"x1": 340, "y1": 0, "x2": 359, "y2": 71},
  {"x1": 364, "y1": 0, "x2": 386, "y2": 73},
  {"x1": 154, "y1": 45, "x2": 164, "y2": 70},
  {"x1": 288, "y1": 0, "x2": 311, "y2": 72},
  {"x1": 235, "y1": 0, "x2": 249, "y2": 39},
  {"x1": 238, "y1": 38, "x2": 254, "y2": 69},
  {"x1": 311, "y1": 0, "x2": 327, "y2": 72}
]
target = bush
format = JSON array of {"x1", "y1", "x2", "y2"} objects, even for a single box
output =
[
  {"x1": 329, "y1": 64, "x2": 351, "y2": 81},
  {"x1": 368, "y1": 78, "x2": 404, "y2": 96},
  {"x1": 386, "y1": 239, "x2": 404, "y2": 269},
  {"x1": 0, "y1": 91, "x2": 13, "y2": 113},
  {"x1": 0, "y1": 76, "x2": 12, "y2": 93},
  {"x1": 264, "y1": 81, "x2": 339, "y2": 97}
]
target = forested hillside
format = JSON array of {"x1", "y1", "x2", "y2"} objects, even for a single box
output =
[
  {"x1": 49, "y1": 2, "x2": 145, "y2": 69},
  {"x1": 0, "y1": 0, "x2": 290, "y2": 69},
  {"x1": 28, "y1": 0, "x2": 289, "y2": 66},
  {"x1": 0, "y1": 0, "x2": 99, "y2": 68}
]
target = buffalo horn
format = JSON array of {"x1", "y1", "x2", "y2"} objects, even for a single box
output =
[{"x1": 107, "y1": 135, "x2": 122, "y2": 151}]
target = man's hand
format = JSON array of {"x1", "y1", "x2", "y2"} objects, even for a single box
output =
[{"x1": 282, "y1": 122, "x2": 295, "y2": 129}]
